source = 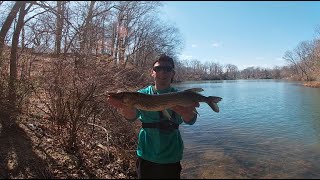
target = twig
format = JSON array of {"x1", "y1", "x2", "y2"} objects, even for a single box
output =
[{"x1": 87, "y1": 122, "x2": 110, "y2": 160}]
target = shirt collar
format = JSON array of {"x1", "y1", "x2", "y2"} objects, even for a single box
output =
[{"x1": 151, "y1": 85, "x2": 172, "y2": 94}]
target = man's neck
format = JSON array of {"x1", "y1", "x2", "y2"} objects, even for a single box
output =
[{"x1": 154, "y1": 84, "x2": 170, "y2": 91}]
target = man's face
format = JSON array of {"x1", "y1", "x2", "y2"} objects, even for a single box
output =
[{"x1": 151, "y1": 61, "x2": 175, "y2": 86}]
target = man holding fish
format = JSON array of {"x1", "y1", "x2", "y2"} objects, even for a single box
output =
[{"x1": 107, "y1": 54, "x2": 222, "y2": 179}]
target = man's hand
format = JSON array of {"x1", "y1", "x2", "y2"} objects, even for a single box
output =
[{"x1": 171, "y1": 102, "x2": 200, "y2": 122}]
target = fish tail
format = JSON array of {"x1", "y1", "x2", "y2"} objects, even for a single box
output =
[{"x1": 206, "y1": 96, "x2": 222, "y2": 113}]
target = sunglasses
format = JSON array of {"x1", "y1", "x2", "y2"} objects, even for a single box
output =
[{"x1": 152, "y1": 66, "x2": 174, "y2": 73}]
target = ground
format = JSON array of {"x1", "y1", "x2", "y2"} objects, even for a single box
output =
[
  {"x1": 0, "y1": 122, "x2": 53, "y2": 178},
  {"x1": 0, "y1": 114, "x2": 139, "y2": 179}
]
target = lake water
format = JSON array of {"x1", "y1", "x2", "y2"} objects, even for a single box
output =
[{"x1": 173, "y1": 79, "x2": 320, "y2": 179}]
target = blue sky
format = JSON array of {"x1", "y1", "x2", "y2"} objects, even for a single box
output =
[{"x1": 159, "y1": 1, "x2": 320, "y2": 70}]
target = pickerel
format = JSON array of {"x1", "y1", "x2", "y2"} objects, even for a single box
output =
[{"x1": 108, "y1": 88, "x2": 222, "y2": 114}]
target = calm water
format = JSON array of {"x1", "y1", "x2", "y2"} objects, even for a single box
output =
[{"x1": 173, "y1": 79, "x2": 320, "y2": 179}]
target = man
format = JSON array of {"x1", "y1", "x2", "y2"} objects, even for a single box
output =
[{"x1": 107, "y1": 54, "x2": 199, "y2": 179}]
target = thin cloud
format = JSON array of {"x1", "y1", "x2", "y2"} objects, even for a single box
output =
[
  {"x1": 239, "y1": 64, "x2": 272, "y2": 69},
  {"x1": 191, "y1": 44, "x2": 198, "y2": 48},
  {"x1": 255, "y1": 57, "x2": 264, "y2": 60},
  {"x1": 180, "y1": 54, "x2": 193, "y2": 60},
  {"x1": 211, "y1": 43, "x2": 220, "y2": 47}
]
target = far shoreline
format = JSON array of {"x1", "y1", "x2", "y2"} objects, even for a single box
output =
[{"x1": 303, "y1": 81, "x2": 320, "y2": 88}]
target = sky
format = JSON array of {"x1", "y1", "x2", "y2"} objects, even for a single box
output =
[{"x1": 159, "y1": 1, "x2": 320, "y2": 70}]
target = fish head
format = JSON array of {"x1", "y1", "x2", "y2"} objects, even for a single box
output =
[{"x1": 108, "y1": 92, "x2": 135, "y2": 104}]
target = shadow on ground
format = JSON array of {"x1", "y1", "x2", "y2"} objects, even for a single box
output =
[{"x1": 0, "y1": 114, "x2": 53, "y2": 179}]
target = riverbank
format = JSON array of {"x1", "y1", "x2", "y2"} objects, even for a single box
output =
[{"x1": 303, "y1": 81, "x2": 320, "y2": 88}]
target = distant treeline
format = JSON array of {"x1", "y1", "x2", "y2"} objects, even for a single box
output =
[{"x1": 173, "y1": 38, "x2": 320, "y2": 82}]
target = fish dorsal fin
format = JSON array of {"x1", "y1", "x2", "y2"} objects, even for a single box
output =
[{"x1": 184, "y1": 88, "x2": 204, "y2": 93}]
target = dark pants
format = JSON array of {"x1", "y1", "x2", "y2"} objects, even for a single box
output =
[{"x1": 136, "y1": 157, "x2": 182, "y2": 179}]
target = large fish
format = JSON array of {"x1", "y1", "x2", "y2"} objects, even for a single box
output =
[{"x1": 108, "y1": 88, "x2": 222, "y2": 114}]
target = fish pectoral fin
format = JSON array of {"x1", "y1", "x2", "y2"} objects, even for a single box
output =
[
  {"x1": 184, "y1": 88, "x2": 204, "y2": 93},
  {"x1": 162, "y1": 110, "x2": 173, "y2": 120}
]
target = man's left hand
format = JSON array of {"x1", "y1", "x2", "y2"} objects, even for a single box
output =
[{"x1": 171, "y1": 102, "x2": 200, "y2": 122}]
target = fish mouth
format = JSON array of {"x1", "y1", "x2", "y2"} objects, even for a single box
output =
[
  {"x1": 107, "y1": 92, "x2": 117, "y2": 97},
  {"x1": 107, "y1": 92, "x2": 124, "y2": 99}
]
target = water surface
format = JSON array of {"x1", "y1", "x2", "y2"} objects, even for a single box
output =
[{"x1": 174, "y1": 80, "x2": 320, "y2": 179}]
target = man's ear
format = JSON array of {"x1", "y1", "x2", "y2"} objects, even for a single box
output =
[{"x1": 150, "y1": 69, "x2": 155, "y2": 77}]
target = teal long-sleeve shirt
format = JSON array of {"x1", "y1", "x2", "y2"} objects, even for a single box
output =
[{"x1": 132, "y1": 85, "x2": 197, "y2": 164}]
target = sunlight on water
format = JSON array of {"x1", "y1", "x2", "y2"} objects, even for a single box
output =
[{"x1": 173, "y1": 80, "x2": 320, "y2": 179}]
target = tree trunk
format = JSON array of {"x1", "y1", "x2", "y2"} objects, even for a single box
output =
[
  {"x1": 0, "y1": 1, "x2": 23, "y2": 69},
  {"x1": 79, "y1": 1, "x2": 96, "y2": 55},
  {"x1": 8, "y1": 2, "x2": 30, "y2": 123},
  {"x1": 110, "y1": 22, "x2": 116, "y2": 64},
  {"x1": 55, "y1": 1, "x2": 64, "y2": 55}
]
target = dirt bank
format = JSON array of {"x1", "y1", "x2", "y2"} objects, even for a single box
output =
[{"x1": 303, "y1": 81, "x2": 320, "y2": 88}]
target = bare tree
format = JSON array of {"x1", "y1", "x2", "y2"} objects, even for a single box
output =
[
  {"x1": 224, "y1": 64, "x2": 238, "y2": 80},
  {"x1": 7, "y1": 2, "x2": 33, "y2": 126},
  {"x1": 284, "y1": 41, "x2": 316, "y2": 81},
  {"x1": 55, "y1": 1, "x2": 65, "y2": 55},
  {"x1": 0, "y1": 1, "x2": 23, "y2": 68}
]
